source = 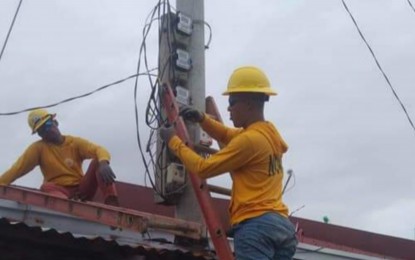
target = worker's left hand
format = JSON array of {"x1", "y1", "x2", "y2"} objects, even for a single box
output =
[
  {"x1": 98, "y1": 161, "x2": 116, "y2": 185},
  {"x1": 159, "y1": 125, "x2": 176, "y2": 143}
]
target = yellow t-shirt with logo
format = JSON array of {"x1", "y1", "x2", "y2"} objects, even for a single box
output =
[
  {"x1": 168, "y1": 115, "x2": 289, "y2": 225},
  {"x1": 0, "y1": 135, "x2": 110, "y2": 186}
]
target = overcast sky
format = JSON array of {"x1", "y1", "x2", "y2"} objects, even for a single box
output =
[{"x1": 1, "y1": 0, "x2": 415, "y2": 241}]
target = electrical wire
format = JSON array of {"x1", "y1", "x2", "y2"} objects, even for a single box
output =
[
  {"x1": 342, "y1": 0, "x2": 415, "y2": 135},
  {"x1": 203, "y1": 21, "x2": 213, "y2": 49},
  {"x1": 133, "y1": 0, "x2": 164, "y2": 197},
  {"x1": 0, "y1": 0, "x2": 204, "y2": 200},
  {"x1": 289, "y1": 205, "x2": 305, "y2": 217},
  {"x1": 282, "y1": 169, "x2": 296, "y2": 195},
  {"x1": 133, "y1": 0, "x2": 187, "y2": 200},
  {"x1": 194, "y1": 19, "x2": 213, "y2": 49},
  {"x1": 0, "y1": 0, "x2": 23, "y2": 63},
  {"x1": 0, "y1": 72, "x2": 155, "y2": 116},
  {"x1": 137, "y1": 0, "x2": 214, "y2": 199},
  {"x1": 408, "y1": 0, "x2": 415, "y2": 14}
]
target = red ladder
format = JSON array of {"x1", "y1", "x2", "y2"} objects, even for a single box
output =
[{"x1": 161, "y1": 83, "x2": 234, "y2": 260}]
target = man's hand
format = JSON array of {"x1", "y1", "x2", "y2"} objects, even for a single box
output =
[
  {"x1": 179, "y1": 106, "x2": 204, "y2": 123},
  {"x1": 97, "y1": 161, "x2": 116, "y2": 185},
  {"x1": 159, "y1": 125, "x2": 176, "y2": 143}
]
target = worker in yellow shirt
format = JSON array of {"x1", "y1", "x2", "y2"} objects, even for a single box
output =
[
  {"x1": 0, "y1": 109, "x2": 119, "y2": 206},
  {"x1": 161, "y1": 66, "x2": 297, "y2": 259}
]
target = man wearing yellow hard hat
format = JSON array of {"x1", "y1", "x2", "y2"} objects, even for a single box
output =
[
  {"x1": 161, "y1": 66, "x2": 297, "y2": 259},
  {"x1": 0, "y1": 109, "x2": 119, "y2": 206}
]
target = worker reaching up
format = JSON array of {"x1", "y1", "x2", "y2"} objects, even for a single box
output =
[
  {"x1": 0, "y1": 109, "x2": 119, "y2": 206},
  {"x1": 161, "y1": 66, "x2": 297, "y2": 259}
]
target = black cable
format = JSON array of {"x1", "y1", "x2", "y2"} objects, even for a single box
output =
[
  {"x1": 408, "y1": 0, "x2": 415, "y2": 14},
  {"x1": 204, "y1": 21, "x2": 213, "y2": 49},
  {"x1": 0, "y1": 72, "x2": 155, "y2": 116},
  {"x1": 194, "y1": 19, "x2": 213, "y2": 49},
  {"x1": 135, "y1": 0, "x2": 199, "y2": 198},
  {"x1": 282, "y1": 169, "x2": 295, "y2": 195},
  {"x1": 342, "y1": 0, "x2": 415, "y2": 134},
  {"x1": 0, "y1": 0, "x2": 23, "y2": 63},
  {"x1": 133, "y1": 1, "x2": 159, "y2": 189},
  {"x1": 134, "y1": 0, "x2": 171, "y2": 198}
]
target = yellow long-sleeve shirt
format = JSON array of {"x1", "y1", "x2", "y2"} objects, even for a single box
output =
[
  {"x1": 168, "y1": 115, "x2": 289, "y2": 225},
  {"x1": 0, "y1": 135, "x2": 110, "y2": 186}
]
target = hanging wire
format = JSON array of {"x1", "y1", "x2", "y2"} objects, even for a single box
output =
[
  {"x1": 203, "y1": 21, "x2": 213, "y2": 49},
  {"x1": 342, "y1": 0, "x2": 415, "y2": 135},
  {"x1": 194, "y1": 19, "x2": 213, "y2": 49},
  {"x1": 0, "y1": 0, "x2": 210, "y2": 199},
  {"x1": 133, "y1": 0, "x2": 164, "y2": 197},
  {"x1": 0, "y1": 72, "x2": 156, "y2": 116},
  {"x1": 133, "y1": 0, "x2": 187, "y2": 199},
  {"x1": 0, "y1": 0, "x2": 23, "y2": 63},
  {"x1": 408, "y1": 0, "x2": 415, "y2": 14}
]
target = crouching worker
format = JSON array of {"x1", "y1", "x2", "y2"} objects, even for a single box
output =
[{"x1": 0, "y1": 109, "x2": 119, "y2": 206}]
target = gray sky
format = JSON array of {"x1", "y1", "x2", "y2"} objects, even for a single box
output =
[{"x1": 1, "y1": 0, "x2": 415, "y2": 240}]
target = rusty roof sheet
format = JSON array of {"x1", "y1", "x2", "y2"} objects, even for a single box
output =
[
  {"x1": 0, "y1": 218, "x2": 211, "y2": 260},
  {"x1": 1, "y1": 181, "x2": 415, "y2": 260}
]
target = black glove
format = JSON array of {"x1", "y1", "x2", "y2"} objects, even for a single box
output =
[
  {"x1": 179, "y1": 106, "x2": 204, "y2": 123},
  {"x1": 98, "y1": 161, "x2": 116, "y2": 185},
  {"x1": 159, "y1": 125, "x2": 176, "y2": 143}
]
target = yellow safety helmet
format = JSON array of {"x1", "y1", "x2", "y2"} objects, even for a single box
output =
[
  {"x1": 223, "y1": 66, "x2": 277, "y2": 96},
  {"x1": 27, "y1": 109, "x2": 56, "y2": 134}
]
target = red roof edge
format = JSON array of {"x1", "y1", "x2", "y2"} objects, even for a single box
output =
[{"x1": 108, "y1": 181, "x2": 415, "y2": 260}]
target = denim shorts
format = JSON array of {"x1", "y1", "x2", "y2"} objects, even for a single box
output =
[{"x1": 229, "y1": 212, "x2": 297, "y2": 260}]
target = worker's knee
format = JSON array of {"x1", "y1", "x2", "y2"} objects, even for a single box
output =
[{"x1": 40, "y1": 182, "x2": 70, "y2": 198}]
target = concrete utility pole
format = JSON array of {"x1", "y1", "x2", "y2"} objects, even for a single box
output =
[
  {"x1": 175, "y1": 0, "x2": 206, "y2": 226},
  {"x1": 157, "y1": 3, "x2": 234, "y2": 258}
]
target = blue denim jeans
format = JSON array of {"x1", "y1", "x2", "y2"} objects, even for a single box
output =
[{"x1": 230, "y1": 212, "x2": 297, "y2": 260}]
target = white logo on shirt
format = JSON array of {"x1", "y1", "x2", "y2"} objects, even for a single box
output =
[{"x1": 64, "y1": 158, "x2": 74, "y2": 167}]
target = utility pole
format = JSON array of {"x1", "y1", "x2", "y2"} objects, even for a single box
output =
[
  {"x1": 157, "y1": 2, "x2": 234, "y2": 258},
  {"x1": 175, "y1": 0, "x2": 206, "y2": 226},
  {"x1": 155, "y1": 0, "x2": 206, "y2": 223},
  {"x1": 156, "y1": 0, "x2": 206, "y2": 233}
]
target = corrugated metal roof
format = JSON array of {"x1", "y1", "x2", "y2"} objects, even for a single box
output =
[
  {"x1": 0, "y1": 197, "x2": 214, "y2": 260},
  {"x1": 0, "y1": 218, "x2": 210, "y2": 260},
  {"x1": 1, "y1": 182, "x2": 415, "y2": 260}
]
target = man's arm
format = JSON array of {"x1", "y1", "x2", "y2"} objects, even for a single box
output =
[
  {"x1": 168, "y1": 133, "x2": 252, "y2": 179},
  {"x1": 75, "y1": 137, "x2": 111, "y2": 162},
  {"x1": 75, "y1": 137, "x2": 115, "y2": 184},
  {"x1": 0, "y1": 143, "x2": 40, "y2": 185},
  {"x1": 180, "y1": 106, "x2": 241, "y2": 145},
  {"x1": 200, "y1": 115, "x2": 242, "y2": 145}
]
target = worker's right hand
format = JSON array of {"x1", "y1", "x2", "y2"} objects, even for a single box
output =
[
  {"x1": 179, "y1": 106, "x2": 204, "y2": 123},
  {"x1": 159, "y1": 125, "x2": 176, "y2": 143}
]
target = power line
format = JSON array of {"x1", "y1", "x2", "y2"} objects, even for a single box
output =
[
  {"x1": 133, "y1": 0, "x2": 172, "y2": 198},
  {"x1": 0, "y1": 72, "x2": 155, "y2": 116},
  {"x1": 0, "y1": 0, "x2": 23, "y2": 64},
  {"x1": 408, "y1": 0, "x2": 415, "y2": 14},
  {"x1": 341, "y1": 0, "x2": 415, "y2": 135}
]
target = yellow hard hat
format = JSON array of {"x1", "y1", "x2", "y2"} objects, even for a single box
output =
[
  {"x1": 27, "y1": 109, "x2": 55, "y2": 134},
  {"x1": 223, "y1": 66, "x2": 277, "y2": 96}
]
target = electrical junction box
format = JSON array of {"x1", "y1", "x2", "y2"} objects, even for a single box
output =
[
  {"x1": 175, "y1": 86, "x2": 190, "y2": 105},
  {"x1": 165, "y1": 163, "x2": 186, "y2": 193},
  {"x1": 176, "y1": 12, "x2": 193, "y2": 36},
  {"x1": 175, "y1": 49, "x2": 192, "y2": 71}
]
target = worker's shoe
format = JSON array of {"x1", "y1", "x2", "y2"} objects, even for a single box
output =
[{"x1": 104, "y1": 195, "x2": 120, "y2": 207}]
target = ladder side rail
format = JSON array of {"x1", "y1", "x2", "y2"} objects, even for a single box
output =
[{"x1": 161, "y1": 83, "x2": 234, "y2": 260}]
